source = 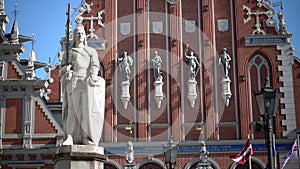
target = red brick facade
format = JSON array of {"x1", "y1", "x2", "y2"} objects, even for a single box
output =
[{"x1": 0, "y1": 0, "x2": 299, "y2": 169}]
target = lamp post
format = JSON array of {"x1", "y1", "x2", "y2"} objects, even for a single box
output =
[
  {"x1": 254, "y1": 78, "x2": 280, "y2": 169},
  {"x1": 163, "y1": 137, "x2": 179, "y2": 169}
]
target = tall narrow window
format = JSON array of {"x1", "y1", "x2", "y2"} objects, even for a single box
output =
[
  {"x1": 248, "y1": 54, "x2": 270, "y2": 138},
  {"x1": 0, "y1": 61, "x2": 5, "y2": 80}
]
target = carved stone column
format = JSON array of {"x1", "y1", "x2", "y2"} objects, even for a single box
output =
[{"x1": 22, "y1": 93, "x2": 34, "y2": 149}]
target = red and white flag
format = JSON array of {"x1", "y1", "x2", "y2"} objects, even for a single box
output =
[
  {"x1": 280, "y1": 139, "x2": 298, "y2": 169},
  {"x1": 230, "y1": 139, "x2": 254, "y2": 164}
]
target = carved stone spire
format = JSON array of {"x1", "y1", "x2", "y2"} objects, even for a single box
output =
[
  {"x1": 0, "y1": 0, "x2": 5, "y2": 15},
  {"x1": 26, "y1": 34, "x2": 36, "y2": 80},
  {"x1": 28, "y1": 34, "x2": 36, "y2": 66},
  {"x1": 10, "y1": 4, "x2": 19, "y2": 44},
  {"x1": 0, "y1": 0, "x2": 9, "y2": 33}
]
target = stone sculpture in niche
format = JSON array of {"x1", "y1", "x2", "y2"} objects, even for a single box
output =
[
  {"x1": 219, "y1": 48, "x2": 232, "y2": 107},
  {"x1": 185, "y1": 45, "x2": 200, "y2": 108},
  {"x1": 185, "y1": 45, "x2": 200, "y2": 80},
  {"x1": 152, "y1": 51, "x2": 162, "y2": 81},
  {"x1": 119, "y1": 51, "x2": 133, "y2": 109},
  {"x1": 152, "y1": 51, "x2": 164, "y2": 108}
]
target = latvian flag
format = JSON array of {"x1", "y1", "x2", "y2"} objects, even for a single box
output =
[
  {"x1": 230, "y1": 139, "x2": 254, "y2": 164},
  {"x1": 280, "y1": 139, "x2": 299, "y2": 169}
]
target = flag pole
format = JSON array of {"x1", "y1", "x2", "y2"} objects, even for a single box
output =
[
  {"x1": 66, "y1": 3, "x2": 71, "y2": 64},
  {"x1": 297, "y1": 132, "x2": 300, "y2": 169},
  {"x1": 248, "y1": 134, "x2": 252, "y2": 169},
  {"x1": 273, "y1": 134, "x2": 277, "y2": 169}
]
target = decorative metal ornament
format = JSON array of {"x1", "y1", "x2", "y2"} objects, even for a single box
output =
[
  {"x1": 167, "y1": 0, "x2": 179, "y2": 5},
  {"x1": 243, "y1": 0, "x2": 276, "y2": 35}
]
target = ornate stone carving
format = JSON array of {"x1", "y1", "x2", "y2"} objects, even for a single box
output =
[
  {"x1": 119, "y1": 52, "x2": 133, "y2": 81},
  {"x1": 196, "y1": 141, "x2": 213, "y2": 169},
  {"x1": 219, "y1": 48, "x2": 232, "y2": 107},
  {"x1": 278, "y1": 12, "x2": 288, "y2": 35},
  {"x1": 75, "y1": 0, "x2": 105, "y2": 39},
  {"x1": 152, "y1": 51, "x2": 162, "y2": 81},
  {"x1": 125, "y1": 141, "x2": 135, "y2": 164},
  {"x1": 185, "y1": 46, "x2": 200, "y2": 80},
  {"x1": 243, "y1": 0, "x2": 276, "y2": 35},
  {"x1": 219, "y1": 48, "x2": 231, "y2": 78},
  {"x1": 185, "y1": 45, "x2": 200, "y2": 108},
  {"x1": 119, "y1": 52, "x2": 133, "y2": 109},
  {"x1": 152, "y1": 51, "x2": 164, "y2": 108}
]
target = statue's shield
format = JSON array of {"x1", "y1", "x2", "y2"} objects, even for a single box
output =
[{"x1": 87, "y1": 77, "x2": 106, "y2": 144}]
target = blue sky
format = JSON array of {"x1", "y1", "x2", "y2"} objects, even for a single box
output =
[{"x1": 4, "y1": 0, "x2": 300, "y2": 78}]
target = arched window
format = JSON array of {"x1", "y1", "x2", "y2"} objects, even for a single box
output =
[
  {"x1": 248, "y1": 54, "x2": 270, "y2": 138},
  {"x1": 104, "y1": 159, "x2": 122, "y2": 169},
  {"x1": 136, "y1": 158, "x2": 165, "y2": 169},
  {"x1": 139, "y1": 163, "x2": 164, "y2": 169},
  {"x1": 184, "y1": 157, "x2": 221, "y2": 169},
  {"x1": 104, "y1": 164, "x2": 118, "y2": 169}
]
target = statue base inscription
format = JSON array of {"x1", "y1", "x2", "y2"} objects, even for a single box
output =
[{"x1": 54, "y1": 145, "x2": 106, "y2": 169}]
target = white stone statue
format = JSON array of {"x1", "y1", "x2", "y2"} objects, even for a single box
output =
[
  {"x1": 125, "y1": 141, "x2": 135, "y2": 164},
  {"x1": 59, "y1": 24, "x2": 105, "y2": 146},
  {"x1": 119, "y1": 51, "x2": 133, "y2": 81},
  {"x1": 152, "y1": 51, "x2": 162, "y2": 81},
  {"x1": 219, "y1": 48, "x2": 231, "y2": 78},
  {"x1": 185, "y1": 45, "x2": 200, "y2": 80}
]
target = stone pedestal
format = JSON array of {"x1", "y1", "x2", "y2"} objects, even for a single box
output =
[
  {"x1": 120, "y1": 80, "x2": 131, "y2": 109},
  {"x1": 54, "y1": 145, "x2": 106, "y2": 169},
  {"x1": 221, "y1": 77, "x2": 232, "y2": 107},
  {"x1": 153, "y1": 80, "x2": 164, "y2": 108},
  {"x1": 187, "y1": 79, "x2": 198, "y2": 108}
]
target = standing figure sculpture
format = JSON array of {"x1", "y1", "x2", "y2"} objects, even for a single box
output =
[
  {"x1": 185, "y1": 45, "x2": 200, "y2": 80},
  {"x1": 119, "y1": 52, "x2": 133, "y2": 81},
  {"x1": 125, "y1": 141, "x2": 135, "y2": 164},
  {"x1": 152, "y1": 51, "x2": 163, "y2": 81},
  {"x1": 219, "y1": 48, "x2": 231, "y2": 78},
  {"x1": 59, "y1": 24, "x2": 105, "y2": 146}
]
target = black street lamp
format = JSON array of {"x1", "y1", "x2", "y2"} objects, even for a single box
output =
[
  {"x1": 254, "y1": 78, "x2": 280, "y2": 169},
  {"x1": 163, "y1": 137, "x2": 179, "y2": 169}
]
